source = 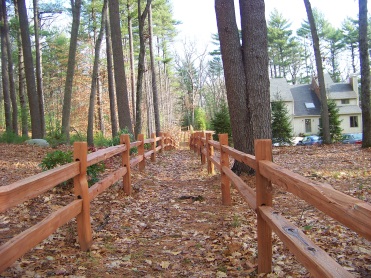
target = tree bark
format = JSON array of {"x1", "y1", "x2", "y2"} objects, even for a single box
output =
[
  {"x1": 33, "y1": 0, "x2": 45, "y2": 136},
  {"x1": 109, "y1": 0, "x2": 133, "y2": 134},
  {"x1": 61, "y1": 0, "x2": 82, "y2": 142},
  {"x1": 3, "y1": 0, "x2": 18, "y2": 134},
  {"x1": 87, "y1": 0, "x2": 107, "y2": 146},
  {"x1": 135, "y1": 0, "x2": 152, "y2": 137},
  {"x1": 215, "y1": 0, "x2": 251, "y2": 174},
  {"x1": 304, "y1": 0, "x2": 330, "y2": 144},
  {"x1": 13, "y1": 0, "x2": 27, "y2": 137},
  {"x1": 148, "y1": 4, "x2": 161, "y2": 136},
  {"x1": 105, "y1": 5, "x2": 118, "y2": 139},
  {"x1": 0, "y1": 0, "x2": 12, "y2": 132},
  {"x1": 240, "y1": 0, "x2": 271, "y2": 142},
  {"x1": 127, "y1": 0, "x2": 136, "y2": 123},
  {"x1": 17, "y1": 0, "x2": 43, "y2": 138},
  {"x1": 359, "y1": 0, "x2": 371, "y2": 147}
]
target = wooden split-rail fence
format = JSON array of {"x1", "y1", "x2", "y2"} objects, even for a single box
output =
[
  {"x1": 0, "y1": 132, "x2": 176, "y2": 273},
  {"x1": 189, "y1": 131, "x2": 371, "y2": 278}
]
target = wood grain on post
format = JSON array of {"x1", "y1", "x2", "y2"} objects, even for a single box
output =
[
  {"x1": 206, "y1": 133, "x2": 214, "y2": 174},
  {"x1": 73, "y1": 142, "x2": 92, "y2": 251},
  {"x1": 138, "y1": 134, "x2": 145, "y2": 171},
  {"x1": 159, "y1": 132, "x2": 164, "y2": 153},
  {"x1": 255, "y1": 139, "x2": 273, "y2": 274},
  {"x1": 151, "y1": 133, "x2": 156, "y2": 162},
  {"x1": 201, "y1": 131, "x2": 206, "y2": 164},
  {"x1": 120, "y1": 134, "x2": 132, "y2": 195},
  {"x1": 219, "y1": 134, "x2": 231, "y2": 205}
]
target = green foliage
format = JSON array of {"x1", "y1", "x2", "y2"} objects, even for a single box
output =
[
  {"x1": 211, "y1": 102, "x2": 232, "y2": 141},
  {"x1": 194, "y1": 108, "x2": 207, "y2": 130},
  {"x1": 0, "y1": 131, "x2": 28, "y2": 144},
  {"x1": 40, "y1": 150, "x2": 105, "y2": 187},
  {"x1": 40, "y1": 150, "x2": 73, "y2": 171},
  {"x1": 271, "y1": 97, "x2": 293, "y2": 145},
  {"x1": 45, "y1": 122, "x2": 66, "y2": 147},
  {"x1": 319, "y1": 100, "x2": 343, "y2": 142}
]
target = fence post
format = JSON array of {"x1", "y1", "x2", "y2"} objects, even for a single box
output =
[
  {"x1": 73, "y1": 142, "x2": 92, "y2": 251},
  {"x1": 159, "y1": 132, "x2": 164, "y2": 153},
  {"x1": 255, "y1": 139, "x2": 273, "y2": 274},
  {"x1": 120, "y1": 134, "x2": 132, "y2": 195},
  {"x1": 138, "y1": 134, "x2": 145, "y2": 171},
  {"x1": 206, "y1": 133, "x2": 214, "y2": 175},
  {"x1": 219, "y1": 134, "x2": 231, "y2": 205},
  {"x1": 151, "y1": 132, "x2": 156, "y2": 162},
  {"x1": 201, "y1": 131, "x2": 206, "y2": 164}
]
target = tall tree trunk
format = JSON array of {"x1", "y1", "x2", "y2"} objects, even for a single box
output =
[
  {"x1": 108, "y1": 0, "x2": 133, "y2": 134},
  {"x1": 127, "y1": 0, "x2": 136, "y2": 123},
  {"x1": 17, "y1": 0, "x2": 43, "y2": 138},
  {"x1": 97, "y1": 77, "x2": 105, "y2": 134},
  {"x1": 3, "y1": 0, "x2": 18, "y2": 134},
  {"x1": 359, "y1": 0, "x2": 371, "y2": 147},
  {"x1": 14, "y1": 0, "x2": 27, "y2": 136},
  {"x1": 105, "y1": 5, "x2": 118, "y2": 139},
  {"x1": 215, "y1": 0, "x2": 251, "y2": 173},
  {"x1": 304, "y1": 0, "x2": 330, "y2": 144},
  {"x1": 33, "y1": 0, "x2": 45, "y2": 136},
  {"x1": 87, "y1": 0, "x2": 107, "y2": 146},
  {"x1": 135, "y1": 0, "x2": 152, "y2": 137},
  {"x1": 61, "y1": 0, "x2": 82, "y2": 142},
  {"x1": 148, "y1": 4, "x2": 161, "y2": 136},
  {"x1": 0, "y1": 0, "x2": 12, "y2": 132},
  {"x1": 240, "y1": 0, "x2": 271, "y2": 142}
]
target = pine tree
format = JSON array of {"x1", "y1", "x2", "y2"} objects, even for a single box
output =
[
  {"x1": 211, "y1": 102, "x2": 232, "y2": 140},
  {"x1": 319, "y1": 100, "x2": 343, "y2": 142},
  {"x1": 271, "y1": 98, "x2": 293, "y2": 145}
]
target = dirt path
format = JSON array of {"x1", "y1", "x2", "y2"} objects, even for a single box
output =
[{"x1": 1, "y1": 145, "x2": 370, "y2": 277}]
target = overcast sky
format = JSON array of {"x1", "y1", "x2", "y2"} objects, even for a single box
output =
[{"x1": 171, "y1": 0, "x2": 360, "y2": 53}]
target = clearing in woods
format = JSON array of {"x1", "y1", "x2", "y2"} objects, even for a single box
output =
[{"x1": 0, "y1": 143, "x2": 370, "y2": 277}]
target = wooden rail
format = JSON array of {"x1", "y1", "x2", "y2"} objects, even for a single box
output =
[
  {"x1": 0, "y1": 133, "x2": 176, "y2": 273},
  {"x1": 189, "y1": 132, "x2": 371, "y2": 277}
]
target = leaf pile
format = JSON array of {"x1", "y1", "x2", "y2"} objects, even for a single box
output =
[{"x1": 0, "y1": 144, "x2": 370, "y2": 277}]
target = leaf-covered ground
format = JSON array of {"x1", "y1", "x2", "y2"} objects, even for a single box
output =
[{"x1": 0, "y1": 143, "x2": 370, "y2": 277}]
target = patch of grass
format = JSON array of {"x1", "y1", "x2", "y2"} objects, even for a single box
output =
[{"x1": 232, "y1": 214, "x2": 241, "y2": 228}]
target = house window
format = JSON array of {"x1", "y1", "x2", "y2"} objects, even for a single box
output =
[
  {"x1": 350, "y1": 116, "x2": 358, "y2": 127},
  {"x1": 341, "y1": 99, "x2": 350, "y2": 104},
  {"x1": 305, "y1": 119, "x2": 312, "y2": 133}
]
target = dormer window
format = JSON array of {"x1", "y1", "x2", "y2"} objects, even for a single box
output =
[
  {"x1": 341, "y1": 99, "x2": 350, "y2": 104},
  {"x1": 305, "y1": 102, "x2": 315, "y2": 109}
]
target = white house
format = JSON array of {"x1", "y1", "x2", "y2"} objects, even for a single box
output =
[{"x1": 270, "y1": 74, "x2": 362, "y2": 136}]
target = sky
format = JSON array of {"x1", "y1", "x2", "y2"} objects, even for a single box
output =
[{"x1": 170, "y1": 0, "x2": 360, "y2": 53}]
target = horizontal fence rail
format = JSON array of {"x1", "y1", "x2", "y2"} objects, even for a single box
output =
[
  {"x1": 0, "y1": 132, "x2": 176, "y2": 273},
  {"x1": 189, "y1": 131, "x2": 371, "y2": 277}
]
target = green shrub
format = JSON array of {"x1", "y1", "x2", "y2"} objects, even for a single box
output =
[
  {"x1": 0, "y1": 131, "x2": 28, "y2": 144},
  {"x1": 211, "y1": 102, "x2": 232, "y2": 141},
  {"x1": 40, "y1": 150, "x2": 105, "y2": 187}
]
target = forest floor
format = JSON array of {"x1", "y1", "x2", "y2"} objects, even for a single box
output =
[{"x1": 0, "y1": 143, "x2": 370, "y2": 277}]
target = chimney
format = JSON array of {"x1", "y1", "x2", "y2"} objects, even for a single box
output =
[{"x1": 349, "y1": 74, "x2": 359, "y2": 105}]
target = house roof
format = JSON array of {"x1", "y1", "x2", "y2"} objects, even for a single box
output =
[
  {"x1": 338, "y1": 105, "x2": 362, "y2": 115},
  {"x1": 291, "y1": 84, "x2": 321, "y2": 116},
  {"x1": 324, "y1": 73, "x2": 357, "y2": 99},
  {"x1": 270, "y1": 78, "x2": 294, "y2": 102}
]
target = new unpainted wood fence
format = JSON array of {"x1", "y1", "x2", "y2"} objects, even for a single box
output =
[
  {"x1": 0, "y1": 132, "x2": 176, "y2": 272},
  {"x1": 189, "y1": 131, "x2": 371, "y2": 278}
]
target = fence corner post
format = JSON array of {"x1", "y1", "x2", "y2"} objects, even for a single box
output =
[
  {"x1": 138, "y1": 134, "x2": 145, "y2": 171},
  {"x1": 255, "y1": 139, "x2": 273, "y2": 274},
  {"x1": 219, "y1": 133, "x2": 231, "y2": 206},
  {"x1": 120, "y1": 134, "x2": 132, "y2": 196},
  {"x1": 151, "y1": 132, "x2": 156, "y2": 162},
  {"x1": 206, "y1": 133, "x2": 214, "y2": 175},
  {"x1": 73, "y1": 142, "x2": 92, "y2": 251}
]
